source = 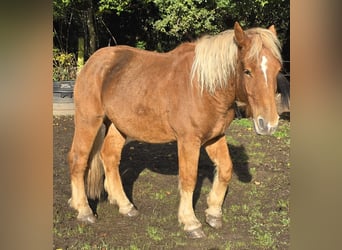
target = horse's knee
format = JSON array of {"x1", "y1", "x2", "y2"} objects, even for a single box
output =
[
  {"x1": 218, "y1": 167, "x2": 232, "y2": 183},
  {"x1": 68, "y1": 151, "x2": 88, "y2": 176},
  {"x1": 179, "y1": 174, "x2": 198, "y2": 192}
]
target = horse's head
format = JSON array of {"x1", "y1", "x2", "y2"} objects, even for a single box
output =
[{"x1": 234, "y1": 22, "x2": 282, "y2": 135}]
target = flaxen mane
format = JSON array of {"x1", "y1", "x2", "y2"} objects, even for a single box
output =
[{"x1": 191, "y1": 27, "x2": 282, "y2": 94}]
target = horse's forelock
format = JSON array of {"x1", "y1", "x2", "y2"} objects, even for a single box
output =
[{"x1": 245, "y1": 28, "x2": 283, "y2": 65}]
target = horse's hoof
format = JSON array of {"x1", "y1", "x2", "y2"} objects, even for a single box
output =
[
  {"x1": 77, "y1": 213, "x2": 97, "y2": 224},
  {"x1": 124, "y1": 207, "x2": 139, "y2": 217},
  {"x1": 206, "y1": 214, "x2": 222, "y2": 229},
  {"x1": 186, "y1": 227, "x2": 206, "y2": 239}
]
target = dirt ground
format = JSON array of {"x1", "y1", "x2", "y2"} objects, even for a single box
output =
[{"x1": 53, "y1": 115, "x2": 290, "y2": 250}]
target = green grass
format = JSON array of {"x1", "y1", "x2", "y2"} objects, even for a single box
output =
[
  {"x1": 231, "y1": 117, "x2": 290, "y2": 142},
  {"x1": 225, "y1": 171, "x2": 289, "y2": 249},
  {"x1": 129, "y1": 244, "x2": 140, "y2": 250},
  {"x1": 273, "y1": 122, "x2": 290, "y2": 138},
  {"x1": 147, "y1": 226, "x2": 164, "y2": 241},
  {"x1": 226, "y1": 134, "x2": 239, "y2": 146},
  {"x1": 232, "y1": 118, "x2": 254, "y2": 128},
  {"x1": 224, "y1": 241, "x2": 248, "y2": 249},
  {"x1": 152, "y1": 190, "x2": 167, "y2": 200}
]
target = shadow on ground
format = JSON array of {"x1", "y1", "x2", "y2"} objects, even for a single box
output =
[{"x1": 90, "y1": 141, "x2": 251, "y2": 216}]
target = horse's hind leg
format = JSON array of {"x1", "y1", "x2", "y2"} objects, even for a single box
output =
[
  {"x1": 100, "y1": 124, "x2": 138, "y2": 217},
  {"x1": 68, "y1": 116, "x2": 103, "y2": 223},
  {"x1": 204, "y1": 136, "x2": 233, "y2": 229}
]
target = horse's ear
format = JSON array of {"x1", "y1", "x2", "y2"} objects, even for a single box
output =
[
  {"x1": 234, "y1": 22, "x2": 247, "y2": 47},
  {"x1": 268, "y1": 25, "x2": 277, "y2": 36}
]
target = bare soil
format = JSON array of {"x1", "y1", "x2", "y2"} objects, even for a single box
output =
[{"x1": 53, "y1": 115, "x2": 290, "y2": 249}]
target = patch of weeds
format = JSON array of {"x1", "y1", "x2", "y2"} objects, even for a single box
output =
[
  {"x1": 229, "y1": 204, "x2": 240, "y2": 213},
  {"x1": 251, "y1": 229, "x2": 275, "y2": 248},
  {"x1": 53, "y1": 227, "x2": 62, "y2": 237},
  {"x1": 248, "y1": 211, "x2": 276, "y2": 248},
  {"x1": 171, "y1": 231, "x2": 186, "y2": 247},
  {"x1": 280, "y1": 216, "x2": 290, "y2": 227},
  {"x1": 249, "y1": 167, "x2": 257, "y2": 176},
  {"x1": 79, "y1": 242, "x2": 92, "y2": 250},
  {"x1": 222, "y1": 208, "x2": 230, "y2": 223},
  {"x1": 147, "y1": 226, "x2": 163, "y2": 241},
  {"x1": 153, "y1": 190, "x2": 166, "y2": 200},
  {"x1": 129, "y1": 244, "x2": 140, "y2": 250},
  {"x1": 201, "y1": 184, "x2": 211, "y2": 193},
  {"x1": 236, "y1": 241, "x2": 248, "y2": 248},
  {"x1": 95, "y1": 239, "x2": 110, "y2": 249},
  {"x1": 224, "y1": 241, "x2": 232, "y2": 250},
  {"x1": 226, "y1": 135, "x2": 239, "y2": 146},
  {"x1": 64, "y1": 210, "x2": 76, "y2": 220},
  {"x1": 138, "y1": 169, "x2": 148, "y2": 177},
  {"x1": 273, "y1": 123, "x2": 290, "y2": 139},
  {"x1": 245, "y1": 198, "x2": 288, "y2": 249},
  {"x1": 246, "y1": 185, "x2": 259, "y2": 197},
  {"x1": 241, "y1": 203, "x2": 249, "y2": 214},
  {"x1": 232, "y1": 118, "x2": 253, "y2": 128},
  {"x1": 76, "y1": 224, "x2": 88, "y2": 234},
  {"x1": 225, "y1": 241, "x2": 248, "y2": 249},
  {"x1": 206, "y1": 229, "x2": 222, "y2": 240},
  {"x1": 277, "y1": 199, "x2": 289, "y2": 210},
  {"x1": 273, "y1": 122, "x2": 290, "y2": 146},
  {"x1": 247, "y1": 151, "x2": 266, "y2": 164}
]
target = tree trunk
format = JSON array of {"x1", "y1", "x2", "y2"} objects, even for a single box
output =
[
  {"x1": 77, "y1": 37, "x2": 84, "y2": 73},
  {"x1": 87, "y1": 0, "x2": 96, "y2": 56}
]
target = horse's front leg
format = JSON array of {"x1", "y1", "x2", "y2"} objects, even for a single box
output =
[
  {"x1": 204, "y1": 135, "x2": 233, "y2": 229},
  {"x1": 177, "y1": 138, "x2": 205, "y2": 238}
]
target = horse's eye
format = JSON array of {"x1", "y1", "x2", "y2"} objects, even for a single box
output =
[{"x1": 244, "y1": 69, "x2": 252, "y2": 76}]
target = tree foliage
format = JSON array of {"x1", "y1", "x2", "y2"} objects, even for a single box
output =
[
  {"x1": 152, "y1": 0, "x2": 219, "y2": 39},
  {"x1": 53, "y1": 0, "x2": 289, "y2": 58}
]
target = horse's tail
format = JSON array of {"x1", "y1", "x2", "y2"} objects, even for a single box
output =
[
  {"x1": 277, "y1": 73, "x2": 290, "y2": 110},
  {"x1": 85, "y1": 124, "x2": 106, "y2": 200}
]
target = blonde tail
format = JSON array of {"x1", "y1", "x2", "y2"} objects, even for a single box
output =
[{"x1": 85, "y1": 124, "x2": 106, "y2": 200}]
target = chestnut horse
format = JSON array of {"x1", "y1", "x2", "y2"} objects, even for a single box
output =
[{"x1": 68, "y1": 22, "x2": 283, "y2": 238}]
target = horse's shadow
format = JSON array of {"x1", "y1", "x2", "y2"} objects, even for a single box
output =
[
  {"x1": 92, "y1": 141, "x2": 251, "y2": 211},
  {"x1": 89, "y1": 141, "x2": 251, "y2": 214}
]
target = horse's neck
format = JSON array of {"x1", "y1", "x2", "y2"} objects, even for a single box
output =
[{"x1": 204, "y1": 81, "x2": 237, "y2": 111}]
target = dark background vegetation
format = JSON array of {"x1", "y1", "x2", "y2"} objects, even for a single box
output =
[{"x1": 53, "y1": 0, "x2": 289, "y2": 80}]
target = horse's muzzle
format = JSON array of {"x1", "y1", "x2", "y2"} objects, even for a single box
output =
[{"x1": 253, "y1": 116, "x2": 278, "y2": 135}]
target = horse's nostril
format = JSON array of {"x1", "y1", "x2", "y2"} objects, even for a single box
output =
[{"x1": 258, "y1": 117, "x2": 265, "y2": 129}]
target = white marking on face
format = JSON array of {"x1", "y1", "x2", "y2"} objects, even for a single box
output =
[{"x1": 261, "y1": 55, "x2": 268, "y2": 86}]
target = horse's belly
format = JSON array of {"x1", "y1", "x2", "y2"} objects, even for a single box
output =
[
  {"x1": 118, "y1": 120, "x2": 175, "y2": 143},
  {"x1": 124, "y1": 128, "x2": 175, "y2": 144},
  {"x1": 105, "y1": 105, "x2": 176, "y2": 143}
]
